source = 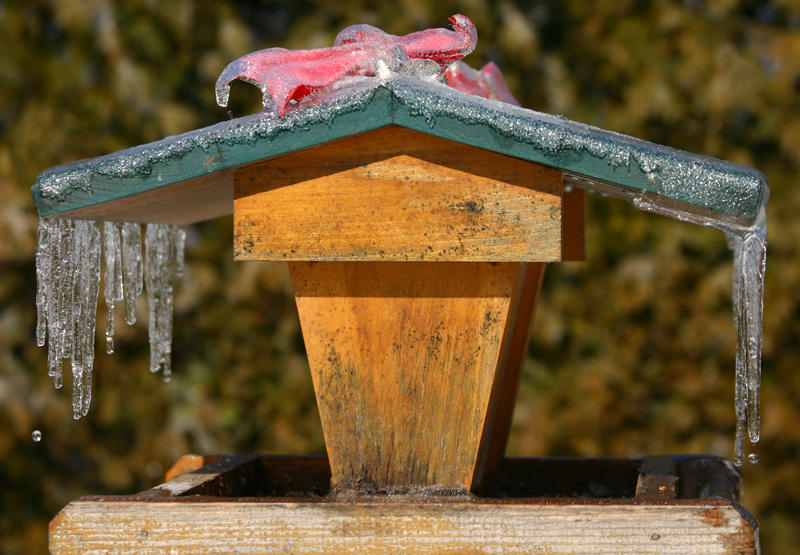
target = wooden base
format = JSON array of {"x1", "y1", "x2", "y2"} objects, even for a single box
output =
[{"x1": 50, "y1": 455, "x2": 758, "y2": 554}]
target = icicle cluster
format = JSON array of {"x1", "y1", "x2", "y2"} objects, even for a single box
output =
[
  {"x1": 35, "y1": 219, "x2": 101, "y2": 418},
  {"x1": 36, "y1": 217, "x2": 185, "y2": 418}
]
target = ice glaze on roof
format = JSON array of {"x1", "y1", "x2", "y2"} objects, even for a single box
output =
[{"x1": 32, "y1": 75, "x2": 767, "y2": 225}]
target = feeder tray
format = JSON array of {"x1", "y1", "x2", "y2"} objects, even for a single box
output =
[{"x1": 49, "y1": 454, "x2": 757, "y2": 552}]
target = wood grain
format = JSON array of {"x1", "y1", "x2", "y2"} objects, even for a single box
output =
[
  {"x1": 234, "y1": 126, "x2": 564, "y2": 262},
  {"x1": 54, "y1": 170, "x2": 233, "y2": 225},
  {"x1": 49, "y1": 455, "x2": 754, "y2": 553},
  {"x1": 50, "y1": 498, "x2": 757, "y2": 554},
  {"x1": 290, "y1": 261, "x2": 527, "y2": 492}
]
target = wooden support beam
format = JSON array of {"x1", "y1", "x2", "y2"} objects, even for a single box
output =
[{"x1": 290, "y1": 261, "x2": 532, "y2": 492}]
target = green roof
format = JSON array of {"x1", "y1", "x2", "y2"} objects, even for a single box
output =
[{"x1": 33, "y1": 76, "x2": 767, "y2": 225}]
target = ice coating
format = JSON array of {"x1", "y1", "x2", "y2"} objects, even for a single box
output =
[
  {"x1": 33, "y1": 82, "x2": 381, "y2": 212},
  {"x1": 387, "y1": 77, "x2": 766, "y2": 224},
  {"x1": 445, "y1": 61, "x2": 520, "y2": 105},
  {"x1": 215, "y1": 14, "x2": 476, "y2": 116},
  {"x1": 566, "y1": 173, "x2": 768, "y2": 466},
  {"x1": 33, "y1": 77, "x2": 765, "y2": 223},
  {"x1": 35, "y1": 217, "x2": 185, "y2": 417}
]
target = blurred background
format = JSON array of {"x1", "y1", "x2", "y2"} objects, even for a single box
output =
[{"x1": 1, "y1": 0, "x2": 799, "y2": 552}]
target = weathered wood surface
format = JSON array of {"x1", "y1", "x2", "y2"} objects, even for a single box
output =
[
  {"x1": 50, "y1": 498, "x2": 757, "y2": 554},
  {"x1": 55, "y1": 170, "x2": 233, "y2": 225},
  {"x1": 290, "y1": 261, "x2": 530, "y2": 492},
  {"x1": 49, "y1": 455, "x2": 755, "y2": 553},
  {"x1": 472, "y1": 261, "x2": 546, "y2": 491},
  {"x1": 164, "y1": 454, "x2": 224, "y2": 483},
  {"x1": 148, "y1": 455, "x2": 257, "y2": 497},
  {"x1": 234, "y1": 126, "x2": 565, "y2": 262}
]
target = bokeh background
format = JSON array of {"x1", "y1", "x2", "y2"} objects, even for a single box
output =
[{"x1": 1, "y1": 0, "x2": 799, "y2": 552}]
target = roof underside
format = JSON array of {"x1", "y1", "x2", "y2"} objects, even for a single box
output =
[{"x1": 32, "y1": 76, "x2": 767, "y2": 225}]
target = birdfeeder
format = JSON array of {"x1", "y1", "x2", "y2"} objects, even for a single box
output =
[{"x1": 35, "y1": 16, "x2": 767, "y2": 553}]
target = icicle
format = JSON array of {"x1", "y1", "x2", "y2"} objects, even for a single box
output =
[
  {"x1": 68, "y1": 220, "x2": 101, "y2": 419},
  {"x1": 121, "y1": 222, "x2": 143, "y2": 325},
  {"x1": 69, "y1": 221, "x2": 85, "y2": 419},
  {"x1": 174, "y1": 227, "x2": 186, "y2": 277},
  {"x1": 565, "y1": 174, "x2": 768, "y2": 466},
  {"x1": 726, "y1": 228, "x2": 766, "y2": 464},
  {"x1": 82, "y1": 221, "x2": 102, "y2": 416},
  {"x1": 145, "y1": 223, "x2": 180, "y2": 380},
  {"x1": 729, "y1": 232, "x2": 748, "y2": 466},
  {"x1": 741, "y1": 232, "x2": 766, "y2": 443},
  {"x1": 55, "y1": 219, "x2": 74, "y2": 360},
  {"x1": 36, "y1": 217, "x2": 62, "y2": 387},
  {"x1": 103, "y1": 222, "x2": 122, "y2": 354},
  {"x1": 35, "y1": 218, "x2": 53, "y2": 348}
]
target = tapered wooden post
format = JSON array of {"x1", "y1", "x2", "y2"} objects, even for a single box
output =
[
  {"x1": 290, "y1": 261, "x2": 537, "y2": 491},
  {"x1": 234, "y1": 125, "x2": 580, "y2": 492}
]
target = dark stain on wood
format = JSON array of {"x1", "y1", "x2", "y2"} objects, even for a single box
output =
[{"x1": 699, "y1": 507, "x2": 729, "y2": 527}]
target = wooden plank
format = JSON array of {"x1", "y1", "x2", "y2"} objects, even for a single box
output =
[
  {"x1": 161, "y1": 455, "x2": 331, "y2": 498},
  {"x1": 53, "y1": 170, "x2": 233, "y2": 225},
  {"x1": 290, "y1": 261, "x2": 527, "y2": 492},
  {"x1": 234, "y1": 126, "x2": 564, "y2": 262},
  {"x1": 49, "y1": 455, "x2": 754, "y2": 552},
  {"x1": 50, "y1": 498, "x2": 758, "y2": 554},
  {"x1": 164, "y1": 455, "x2": 223, "y2": 482},
  {"x1": 142, "y1": 455, "x2": 259, "y2": 498}
]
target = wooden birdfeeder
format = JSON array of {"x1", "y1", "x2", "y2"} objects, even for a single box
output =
[{"x1": 36, "y1": 73, "x2": 766, "y2": 552}]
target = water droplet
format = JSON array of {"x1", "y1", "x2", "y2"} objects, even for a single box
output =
[
  {"x1": 748, "y1": 453, "x2": 759, "y2": 464},
  {"x1": 32, "y1": 430, "x2": 42, "y2": 443}
]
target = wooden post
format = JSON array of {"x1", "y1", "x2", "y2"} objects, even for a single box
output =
[{"x1": 291, "y1": 260, "x2": 536, "y2": 491}]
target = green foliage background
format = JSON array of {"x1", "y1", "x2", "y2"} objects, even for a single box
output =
[{"x1": 1, "y1": 0, "x2": 799, "y2": 552}]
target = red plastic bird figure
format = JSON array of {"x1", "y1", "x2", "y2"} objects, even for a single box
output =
[
  {"x1": 216, "y1": 15, "x2": 478, "y2": 116},
  {"x1": 444, "y1": 61, "x2": 520, "y2": 106}
]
